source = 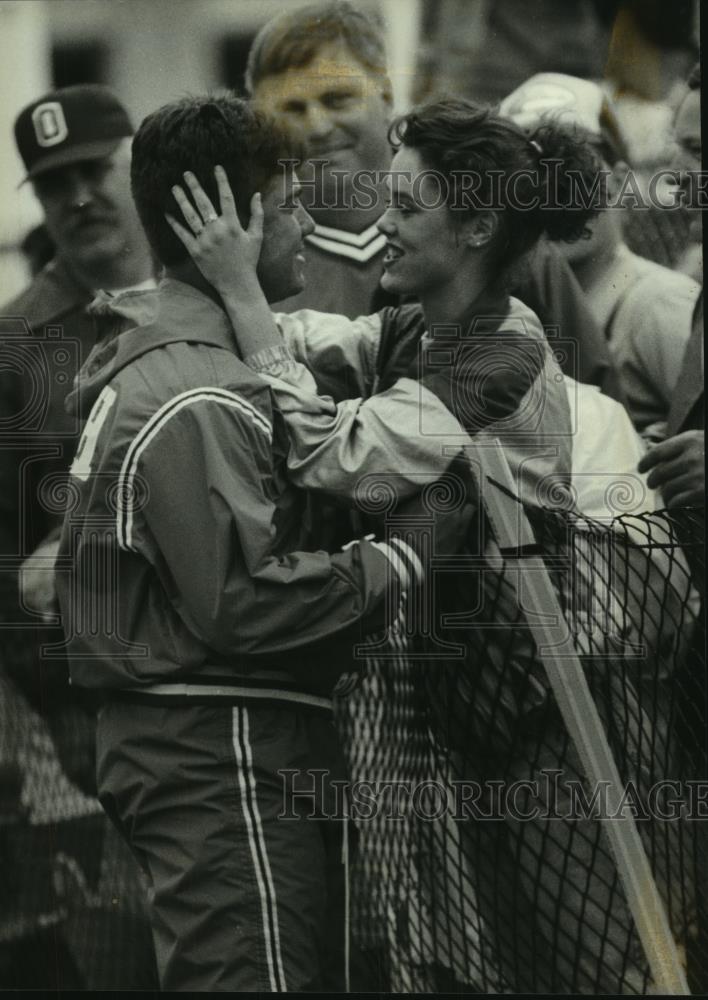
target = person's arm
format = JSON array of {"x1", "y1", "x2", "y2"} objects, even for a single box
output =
[
  {"x1": 637, "y1": 431, "x2": 705, "y2": 509},
  {"x1": 18, "y1": 529, "x2": 61, "y2": 622},
  {"x1": 243, "y1": 326, "x2": 545, "y2": 501},
  {"x1": 166, "y1": 168, "x2": 283, "y2": 359},
  {"x1": 249, "y1": 350, "x2": 469, "y2": 499},
  {"x1": 516, "y1": 241, "x2": 625, "y2": 402},
  {"x1": 133, "y1": 392, "x2": 422, "y2": 656},
  {"x1": 0, "y1": 349, "x2": 71, "y2": 704},
  {"x1": 273, "y1": 309, "x2": 383, "y2": 398},
  {"x1": 611, "y1": 276, "x2": 698, "y2": 433},
  {"x1": 615, "y1": 326, "x2": 671, "y2": 434},
  {"x1": 167, "y1": 168, "x2": 385, "y2": 398},
  {"x1": 164, "y1": 170, "x2": 537, "y2": 501},
  {"x1": 0, "y1": 365, "x2": 22, "y2": 616}
]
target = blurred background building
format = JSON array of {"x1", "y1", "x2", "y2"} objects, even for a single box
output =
[{"x1": 0, "y1": 0, "x2": 700, "y2": 301}]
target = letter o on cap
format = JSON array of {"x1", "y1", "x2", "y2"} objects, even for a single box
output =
[{"x1": 32, "y1": 102, "x2": 69, "y2": 148}]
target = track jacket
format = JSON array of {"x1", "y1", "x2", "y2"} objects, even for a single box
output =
[
  {"x1": 81, "y1": 288, "x2": 573, "y2": 513},
  {"x1": 55, "y1": 279, "x2": 419, "y2": 705},
  {"x1": 251, "y1": 294, "x2": 573, "y2": 509}
]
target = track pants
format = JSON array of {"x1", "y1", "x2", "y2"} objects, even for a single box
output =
[{"x1": 96, "y1": 699, "x2": 349, "y2": 992}]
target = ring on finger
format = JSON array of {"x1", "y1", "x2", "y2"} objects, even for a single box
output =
[{"x1": 204, "y1": 213, "x2": 219, "y2": 224}]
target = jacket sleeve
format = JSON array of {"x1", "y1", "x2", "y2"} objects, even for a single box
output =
[
  {"x1": 0, "y1": 337, "x2": 71, "y2": 703},
  {"x1": 132, "y1": 392, "x2": 421, "y2": 657},
  {"x1": 244, "y1": 316, "x2": 550, "y2": 501},
  {"x1": 0, "y1": 364, "x2": 21, "y2": 612},
  {"x1": 515, "y1": 241, "x2": 625, "y2": 402},
  {"x1": 612, "y1": 275, "x2": 699, "y2": 433},
  {"x1": 273, "y1": 309, "x2": 383, "y2": 398},
  {"x1": 243, "y1": 345, "x2": 468, "y2": 501}
]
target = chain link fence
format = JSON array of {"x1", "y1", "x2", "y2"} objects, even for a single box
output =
[{"x1": 336, "y1": 502, "x2": 705, "y2": 993}]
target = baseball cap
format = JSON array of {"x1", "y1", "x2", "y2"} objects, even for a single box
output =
[
  {"x1": 499, "y1": 72, "x2": 627, "y2": 163},
  {"x1": 14, "y1": 84, "x2": 133, "y2": 182}
]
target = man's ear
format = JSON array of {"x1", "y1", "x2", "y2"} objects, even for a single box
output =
[{"x1": 464, "y1": 211, "x2": 498, "y2": 249}]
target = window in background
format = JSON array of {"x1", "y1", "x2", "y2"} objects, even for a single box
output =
[
  {"x1": 219, "y1": 34, "x2": 257, "y2": 96},
  {"x1": 52, "y1": 41, "x2": 108, "y2": 89}
]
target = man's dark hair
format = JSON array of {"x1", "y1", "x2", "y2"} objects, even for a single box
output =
[
  {"x1": 131, "y1": 94, "x2": 299, "y2": 267},
  {"x1": 687, "y1": 62, "x2": 701, "y2": 91},
  {"x1": 245, "y1": 0, "x2": 389, "y2": 95}
]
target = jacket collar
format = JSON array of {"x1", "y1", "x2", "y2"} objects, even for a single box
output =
[
  {"x1": 89, "y1": 278, "x2": 238, "y2": 369},
  {"x1": 424, "y1": 285, "x2": 512, "y2": 340},
  {"x1": 68, "y1": 278, "x2": 240, "y2": 417},
  {"x1": 16, "y1": 256, "x2": 93, "y2": 326}
]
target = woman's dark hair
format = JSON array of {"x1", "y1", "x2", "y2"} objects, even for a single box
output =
[
  {"x1": 131, "y1": 94, "x2": 301, "y2": 267},
  {"x1": 388, "y1": 99, "x2": 602, "y2": 278}
]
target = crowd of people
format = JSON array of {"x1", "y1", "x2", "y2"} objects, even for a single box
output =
[{"x1": 0, "y1": 0, "x2": 703, "y2": 992}]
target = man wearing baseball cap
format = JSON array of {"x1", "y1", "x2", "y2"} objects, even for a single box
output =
[
  {"x1": 0, "y1": 84, "x2": 156, "y2": 988},
  {"x1": 12, "y1": 83, "x2": 154, "y2": 294}
]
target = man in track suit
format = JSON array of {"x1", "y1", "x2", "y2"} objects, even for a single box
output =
[{"x1": 55, "y1": 95, "x2": 428, "y2": 992}]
